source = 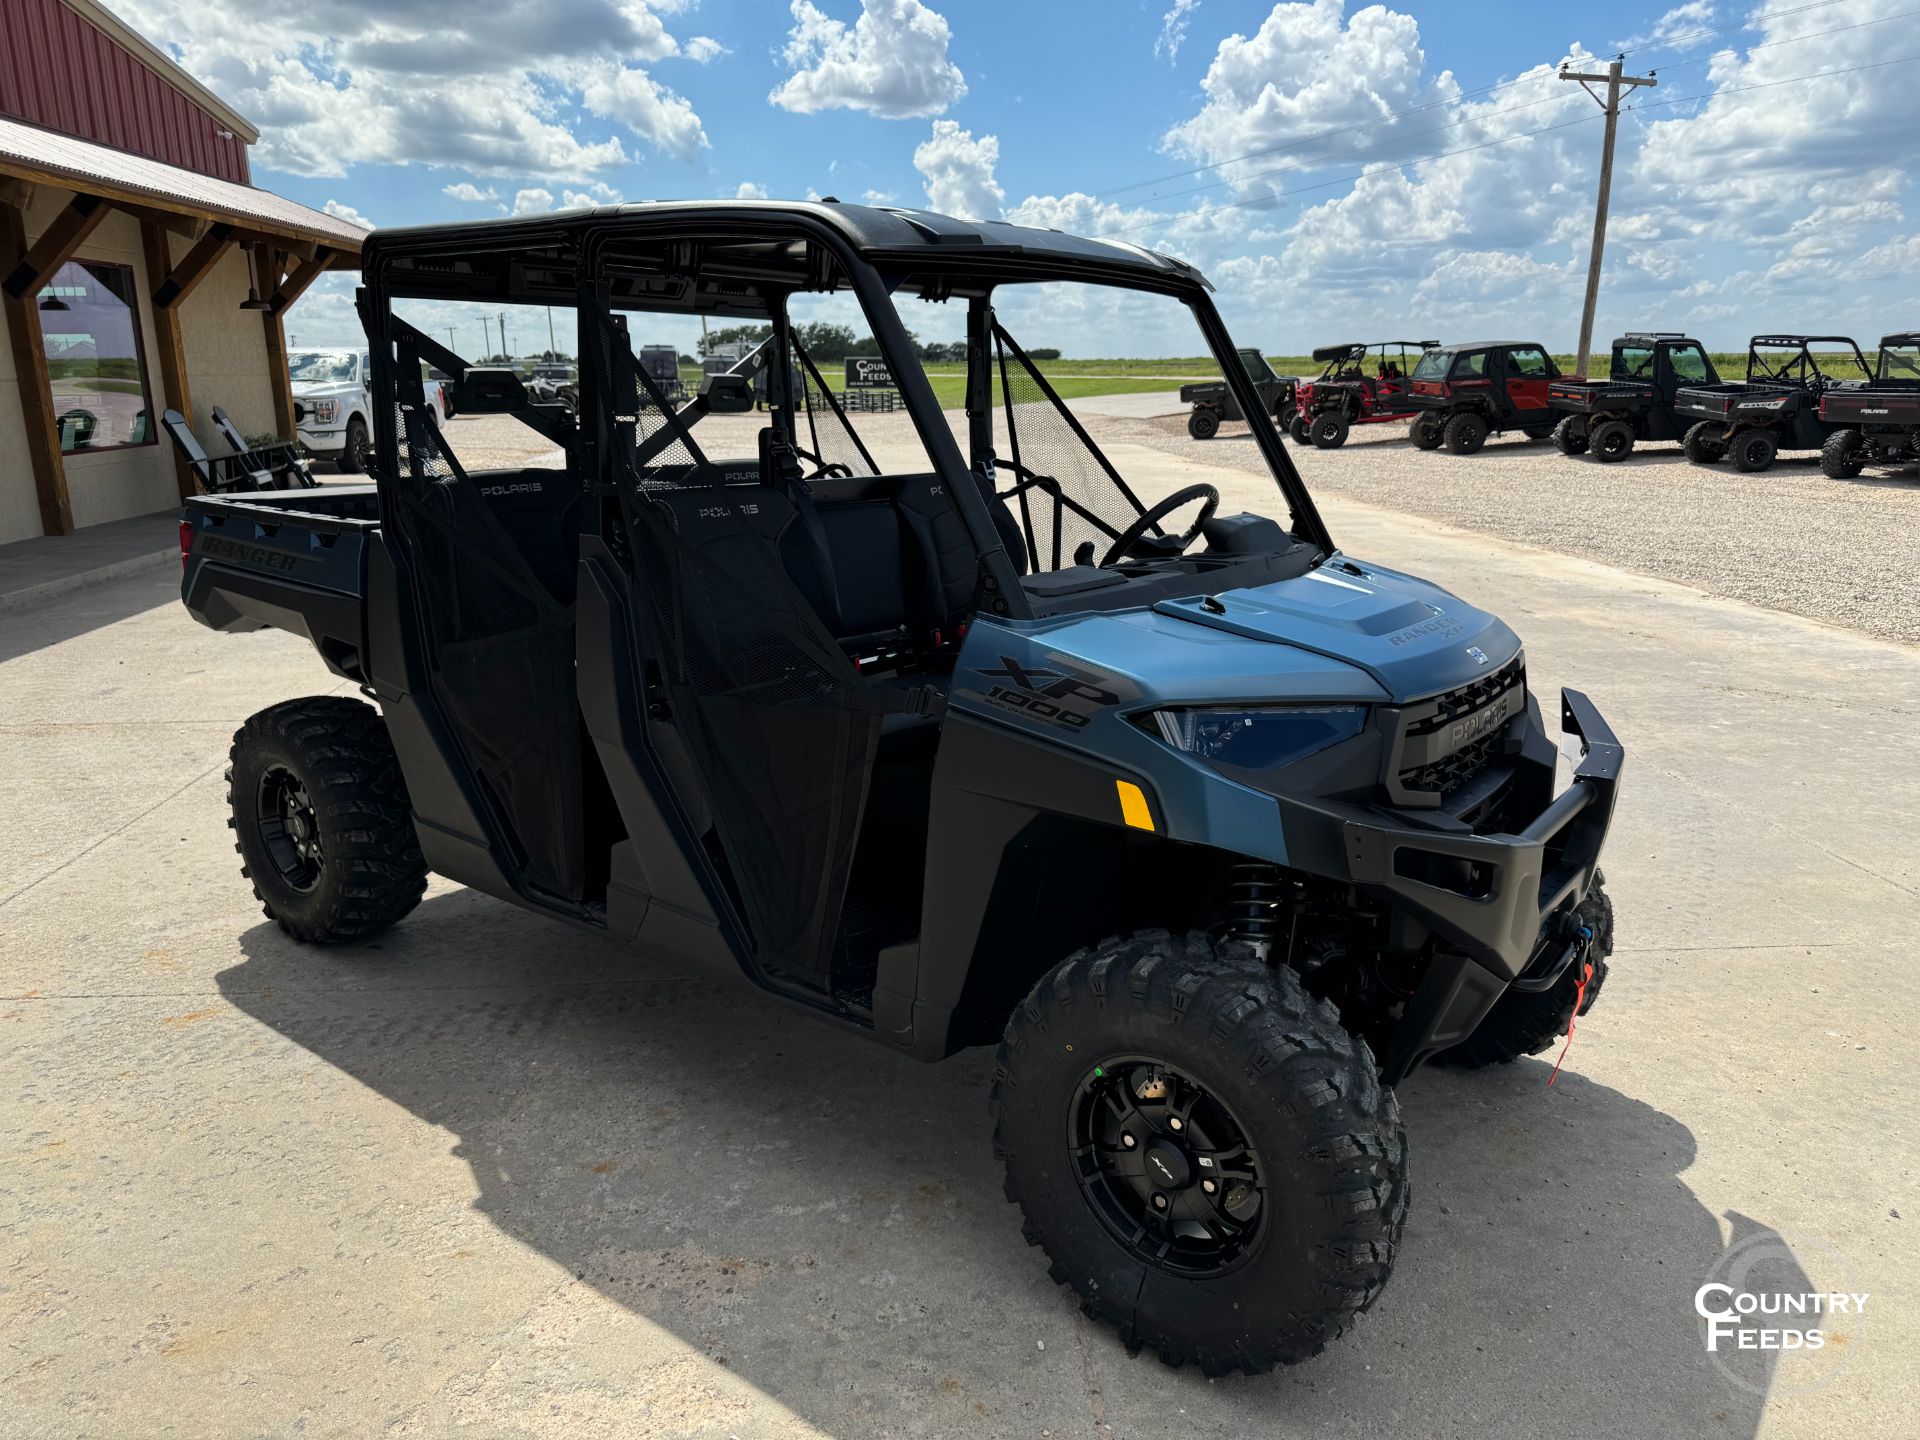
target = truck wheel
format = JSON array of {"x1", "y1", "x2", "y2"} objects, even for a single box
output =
[
  {"x1": 1588, "y1": 419, "x2": 1635, "y2": 463},
  {"x1": 1308, "y1": 413, "x2": 1350, "y2": 449},
  {"x1": 228, "y1": 697, "x2": 427, "y2": 944},
  {"x1": 1683, "y1": 420, "x2": 1726, "y2": 465},
  {"x1": 1288, "y1": 414, "x2": 1312, "y2": 445},
  {"x1": 1731, "y1": 429, "x2": 1778, "y2": 473},
  {"x1": 1551, "y1": 415, "x2": 1589, "y2": 456},
  {"x1": 1187, "y1": 407, "x2": 1221, "y2": 441},
  {"x1": 1820, "y1": 429, "x2": 1865, "y2": 479},
  {"x1": 993, "y1": 931, "x2": 1407, "y2": 1375},
  {"x1": 1442, "y1": 412, "x2": 1487, "y2": 455},
  {"x1": 1434, "y1": 876, "x2": 1614, "y2": 1070},
  {"x1": 1410, "y1": 416, "x2": 1444, "y2": 450},
  {"x1": 337, "y1": 416, "x2": 370, "y2": 473}
]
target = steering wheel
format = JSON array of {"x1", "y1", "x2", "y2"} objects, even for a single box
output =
[{"x1": 1097, "y1": 483, "x2": 1219, "y2": 567}]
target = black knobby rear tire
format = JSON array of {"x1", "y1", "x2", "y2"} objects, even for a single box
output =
[
  {"x1": 1523, "y1": 424, "x2": 1555, "y2": 441},
  {"x1": 1683, "y1": 420, "x2": 1726, "y2": 465},
  {"x1": 1187, "y1": 407, "x2": 1221, "y2": 441},
  {"x1": 1433, "y1": 876, "x2": 1614, "y2": 1069},
  {"x1": 1588, "y1": 418, "x2": 1635, "y2": 462},
  {"x1": 228, "y1": 696, "x2": 427, "y2": 944},
  {"x1": 1732, "y1": 428, "x2": 1779, "y2": 473},
  {"x1": 1820, "y1": 429, "x2": 1865, "y2": 479},
  {"x1": 992, "y1": 931, "x2": 1408, "y2": 1375},
  {"x1": 1443, "y1": 412, "x2": 1487, "y2": 455},
  {"x1": 1309, "y1": 412, "x2": 1351, "y2": 449},
  {"x1": 1551, "y1": 415, "x2": 1589, "y2": 456},
  {"x1": 1410, "y1": 416, "x2": 1444, "y2": 450}
]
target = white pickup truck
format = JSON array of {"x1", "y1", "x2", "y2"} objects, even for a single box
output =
[{"x1": 289, "y1": 349, "x2": 446, "y2": 471}]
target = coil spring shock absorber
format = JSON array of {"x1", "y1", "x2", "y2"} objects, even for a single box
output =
[{"x1": 1220, "y1": 862, "x2": 1287, "y2": 960}]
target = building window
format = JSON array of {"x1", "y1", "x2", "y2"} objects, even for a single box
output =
[{"x1": 40, "y1": 260, "x2": 155, "y2": 454}]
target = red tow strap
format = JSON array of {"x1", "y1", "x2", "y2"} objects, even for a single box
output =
[{"x1": 1547, "y1": 959, "x2": 1594, "y2": 1087}]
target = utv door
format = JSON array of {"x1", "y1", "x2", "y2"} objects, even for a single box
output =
[
  {"x1": 1503, "y1": 346, "x2": 1555, "y2": 418},
  {"x1": 581, "y1": 308, "x2": 891, "y2": 986}
]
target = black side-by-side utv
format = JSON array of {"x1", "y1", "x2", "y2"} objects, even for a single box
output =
[
  {"x1": 1674, "y1": 334, "x2": 1869, "y2": 472},
  {"x1": 1546, "y1": 333, "x2": 1719, "y2": 461},
  {"x1": 180, "y1": 201, "x2": 1621, "y2": 1376},
  {"x1": 1816, "y1": 332, "x2": 1920, "y2": 479}
]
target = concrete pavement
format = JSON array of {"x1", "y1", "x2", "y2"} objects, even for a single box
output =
[{"x1": 1, "y1": 441, "x2": 1915, "y2": 1438}]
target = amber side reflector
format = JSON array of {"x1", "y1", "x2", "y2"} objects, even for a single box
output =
[{"x1": 1115, "y1": 780, "x2": 1154, "y2": 832}]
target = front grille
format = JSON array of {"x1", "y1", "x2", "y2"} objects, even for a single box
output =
[
  {"x1": 1405, "y1": 655, "x2": 1525, "y2": 736},
  {"x1": 1393, "y1": 655, "x2": 1525, "y2": 800},
  {"x1": 1400, "y1": 728, "x2": 1504, "y2": 796}
]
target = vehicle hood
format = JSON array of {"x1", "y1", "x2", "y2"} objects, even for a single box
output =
[
  {"x1": 1152, "y1": 557, "x2": 1521, "y2": 701},
  {"x1": 292, "y1": 379, "x2": 360, "y2": 399}
]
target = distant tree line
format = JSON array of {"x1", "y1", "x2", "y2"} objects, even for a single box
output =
[{"x1": 699, "y1": 324, "x2": 1063, "y2": 366}]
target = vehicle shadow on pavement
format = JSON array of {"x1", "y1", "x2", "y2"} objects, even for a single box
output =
[{"x1": 220, "y1": 888, "x2": 1792, "y2": 1439}]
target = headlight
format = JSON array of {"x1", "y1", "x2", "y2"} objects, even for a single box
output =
[
  {"x1": 1149, "y1": 705, "x2": 1366, "y2": 769},
  {"x1": 307, "y1": 398, "x2": 339, "y2": 423}
]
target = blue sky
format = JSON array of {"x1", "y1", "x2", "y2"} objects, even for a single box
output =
[{"x1": 128, "y1": 0, "x2": 1920, "y2": 356}]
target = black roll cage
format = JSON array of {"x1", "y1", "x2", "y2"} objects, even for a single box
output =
[
  {"x1": 359, "y1": 206, "x2": 1335, "y2": 623},
  {"x1": 1745, "y1": 334, "x2": 1869, "y2": 387}
]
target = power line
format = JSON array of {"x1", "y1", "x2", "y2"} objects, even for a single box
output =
[
  {"x1": 1617, "y1": 0, "x2": 1850, "y2": 58},
  {"x1": 1093, "y1": 53, "x2": 1920, "y2": 242},
  {"x1": 1627, "y1": 6, "x2": 1920, "y2": 76}
]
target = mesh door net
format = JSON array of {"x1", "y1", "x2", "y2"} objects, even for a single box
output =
[
  {"x1": 990, "y1": 320, "x2": 1158, "y2": 571},
  {"x1": 386, "y1": 398, "x2": 584, "y2": 900},
  {"x1": 600, "y1": 317, "x2": 915, "y2": 978}
]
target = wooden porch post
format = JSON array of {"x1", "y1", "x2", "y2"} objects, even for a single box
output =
[
  {"x1": 0, "y1": 200, "x2": 73, "y2": 535},
  {"x1": 140, "y1": 220, "x2": 199, "y2": 500}
]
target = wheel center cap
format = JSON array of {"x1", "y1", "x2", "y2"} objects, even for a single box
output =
[{"x1": 1143, "y1": 1139, "x2": 1191, "y2": 1190}]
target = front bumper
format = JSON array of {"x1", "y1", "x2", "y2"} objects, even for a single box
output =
[{"x1": 1293, "y1": 688, "x2": 1623, "y2": 1082}]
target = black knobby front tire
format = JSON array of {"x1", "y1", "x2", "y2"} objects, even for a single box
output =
[
  {"x1": 1683, "y1": 420, "x2": 1726, "y2": 465},
  {"x1": 1523, "y1": 424, "x2": 1556, "y2": 441},
  {"x1": 1410, "y1": 416, "x2": 1444, "y2": 450},
  {"x1": 1732, "y1": 428, "x2": 1779, "y2": 473},
  {"x1": 1187, "y1": 407, "x2": 1221, "y2": 441},
  {"x1": 1820, "y1": 429, "x2": 1865, "y2": 479},
  {"x1": 228, "y1": 696, "x2": 427, "y2": 944},
  {"x1": 1588, "y1": 418, "x2": 1636, "y2": 462},
  {"x1": 1288, "y1": 414, "x2": 1312, "y2": 445},
  {"x1": 1433, "y1": 876, "x2": 1615, "y2": 1069},
  {"x1": 1552, "y1": 414, "x2": 1589, "y2": 456},
  {"x1": 1309, "y1": 412, "x2": 1350, "y2": 449},
  {"x1": 337, "y1": 416, "x2": 370, "y2": 474},
  {"x1": 1276, "y1": 402, "x2": 1297, "y2": 431},
  {"x1": 1443, "y1": 412, "x2": 1487, "y2": 455},
  {"x1": 992, "y1": 931, "x2": 1408, "y2": 1375}
]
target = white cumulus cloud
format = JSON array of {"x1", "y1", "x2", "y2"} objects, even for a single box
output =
[
  {"x1": 442, "y1": 182, "x2": 500, "y2": 203},
  {"x1": 913, "y1": 120, "x2": 1003, "y2": 219},
  {"x1": 1155, "y1": 0, "x2": 1202, "y2": 62},
  {"x1": 771, "y1": 0, "x2": 967, "y2": 119},
  {"x1": 322, "y1": 198, "x2": 373, "y2": 228},
  {"x1": 512, "y1": 187, "x2": 556, "y2": 214}
]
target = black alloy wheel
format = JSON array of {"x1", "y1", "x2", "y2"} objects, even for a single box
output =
[
  {"x1": 1069, "y1": 1057, "x2": 1265, "y2": 1278},
  {"x1": 255, "y1": 764, "x2": 324, "y2": 893}
]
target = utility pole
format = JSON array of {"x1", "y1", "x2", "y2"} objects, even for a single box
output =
[
  {"x1": 481, "y1": 317, "x2": 493, "y2": 360},
  {"x1": 1560, "y1": 57, "x2": 1656, "y2": 378},
  {"x1": 546, "y1": 306, "x2": 557, "y2": 359},
  {"x1": 499, "y1": 311, "x2": 509, "y2": 364}
]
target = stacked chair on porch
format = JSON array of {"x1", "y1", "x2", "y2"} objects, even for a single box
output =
[{"x1": 162, "y1": 407, "x2": 317, "y2": 494}]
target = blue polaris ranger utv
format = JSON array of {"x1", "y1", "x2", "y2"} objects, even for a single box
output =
[{"x1": 180, "y1": 201, "x2": 1621, "y2": 1375}]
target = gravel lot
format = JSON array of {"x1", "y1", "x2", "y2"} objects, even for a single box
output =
[{"x1": 1117, "y1": 414, "x2": 1920, "y2": 646}]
